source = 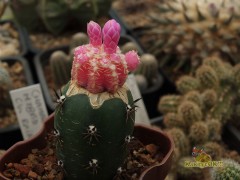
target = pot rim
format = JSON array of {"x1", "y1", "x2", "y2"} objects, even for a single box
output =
[{"x1": 0, "y1": 113, "x2": 173, "y2": 180}]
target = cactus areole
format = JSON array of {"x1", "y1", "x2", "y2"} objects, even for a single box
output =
[{"x1": 54, "y1": 19, "x2": 140, "y2": 179}]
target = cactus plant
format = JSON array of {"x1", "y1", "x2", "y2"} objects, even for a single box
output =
[
  {"x1": 158, "y1": 55, "x2": 240, "y2": 179},
  {"x1": 9, "y1": 0, "x2": 114, "y2": 34},
  {"x1": 143, "y1": 0, "x2": 240, "y2": 76},
  {"x1": 177, "y1": 100, "x2": 202, "y2": 128},
  {"x1": 50, "y1": 32, "x2": 89, "y2": 89},
  {"x1": 134, "y1": 53, "x2": 159, "y2": 85},
  {"x1": 54, "y1": 19, "x2": 140, "y2": 179},
  {"x1": 211, "y1": 159, "x2": 240, "y2": 180},
  {"x1": 177, "y1": 156, "x2": 204, "y2": 180},
  {"x1": 120, "y1": 41, "x2": 139, "y2": 53},
  {"x1": 176, "y1": 75, "x2": 200, "y2": 94},
  {"x1": 189, "y1": 121, "x2": 209, "y2": 144},
  {"x1": 158, "y1": 95, "x2": 181, "y2": 114},
  {"x1": 50, "y1": 50, "x2": 71, "y2": 89}
]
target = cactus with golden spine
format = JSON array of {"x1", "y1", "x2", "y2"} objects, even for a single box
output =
[
  {"x1": 163, "y1": 112, "x2": 185, "y2": 129},
  {"x1": 165, "y1": 128, "x2": 190, "y2": 156},
  {"x1": 189, "y1": 121, "x2": 209, "y2": 144},
  {"x1": 158, "y1": 95, "x2": 181, "y2": 114},
  {"x1": 177, "y1": 100, "x2": 202, "y2": 128},
  {"x1": 201, "y1": 89, "x2": 217, "y2": 109},
  {"x1": 176, "y1": 75, "x2": 200, "y2": 94},
  {"x1": 142, "y1": 0, "x2": 240, "y2": 77},
  {"x1": 184, "y1": 90, "x2": 203, "y2": 109}
]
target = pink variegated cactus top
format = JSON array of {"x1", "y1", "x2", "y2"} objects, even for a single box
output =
[{"x1": 71, "y1": 19, "x2": 140, "y2": 93}]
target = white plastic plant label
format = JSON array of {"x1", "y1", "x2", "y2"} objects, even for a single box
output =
[
  {"x1": 126, "y1": 74, "x2": 150, "y2": 125},
  {"x1": 10, "y1": 84, "x2": 48, "y2": 140}
]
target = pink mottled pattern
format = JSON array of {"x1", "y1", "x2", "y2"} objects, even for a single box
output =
[
  {"x1": 87, "y1": 21, "x2": 102, "y2": 46},
  {"x1": 71, "y1": 20, "x2": 140, "y2": 94},
  {"x1": 102, "y1": 19, "x2": 121, "y2": 54}
]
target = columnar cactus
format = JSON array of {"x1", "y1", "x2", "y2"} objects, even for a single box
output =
[
  {"x1": 211, "y1": 159, "x2": 240, "y2": 180},
  {"x1": 134, "y1": 53, "x2": 159, "y2": 85},
  {"x1": 50, "y1": 51, "x2": 71, "y2": 89},
  {"x1": 54, "y1": 19, "x2": 140, "y2": 179},
  {"x1": 50, "y1": 32, "x2": 89, "y2": 89}
]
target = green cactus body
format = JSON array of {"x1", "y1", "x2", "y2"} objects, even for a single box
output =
[
  {"x1": 50, "y1": 50, "x2": 71, "y2": 89},
  {"x1": 38, "y1": 0, "x2": 69, "y2": 35},
  {"x1": 176, "y1": 75, "x2": 200, "y2": 94},
  {"x1": 55, "y1": 82, "x2": 134, "y2": 179},
  {"x1": 211, "y1": 159, "x2": 240, "y2": 180},
  {"x1": 9, "y1": 0, "x2": 41, "y2": 32},
  {"x1": 158, "y1": 95, "x2": 181, "y2": 114}
]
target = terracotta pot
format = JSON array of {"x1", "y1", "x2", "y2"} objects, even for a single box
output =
[{"x1": 0, "y1": 114, "x2": 174, "y2": 180}]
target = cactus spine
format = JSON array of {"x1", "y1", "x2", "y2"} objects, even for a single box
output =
[{"x1": 54, "y1": 20, "x2": 140, "y2": 179}]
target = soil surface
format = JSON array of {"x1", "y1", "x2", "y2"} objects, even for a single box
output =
[
  {"x1": 0, "y1": 22, "x2": 22, "y2": 57},
  {"x1": 3, "y1": 130, "x2": 163, "y2": 180},
  {"x1": 0, "y1": 61, "x2": 27, "y2": 129}
]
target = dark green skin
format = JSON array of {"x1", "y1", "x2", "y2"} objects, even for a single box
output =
[{"x1": 54, "y1": 84, "x2": 134, "y2": 180}]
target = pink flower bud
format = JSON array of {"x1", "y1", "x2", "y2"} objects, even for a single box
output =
[
  {"x1": 87, "y1": 21, "x2": 102, "y2": 47},
  {"x1": 102, "y1": 19, "x2": 120, "y2": 54},
  {"x1": 125, "y1": 51, "x2": 140, "y2": 71}
]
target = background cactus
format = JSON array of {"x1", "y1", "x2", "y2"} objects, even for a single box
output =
[
  {"x1": 50, "y1": 32, "x2": 88, "y2": 89},
  {"x1": 9, "y1": 0, "x2": 113, "y2": 35},
  {"x1": 158, "y1": 56, "x2": 240, "y2": 179},
  {"x1": 54, "y1": 20, "x2": 140, "y2": 179},
  {"x1": 134, "y1": 53, "x2": 159, "y2": 86},
  {"x1": 211, "y1": 159, "x2": 240, "y2": 179},
  {"x1": 135, "y1": 0, "x2": 240, "y2": 80}
]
